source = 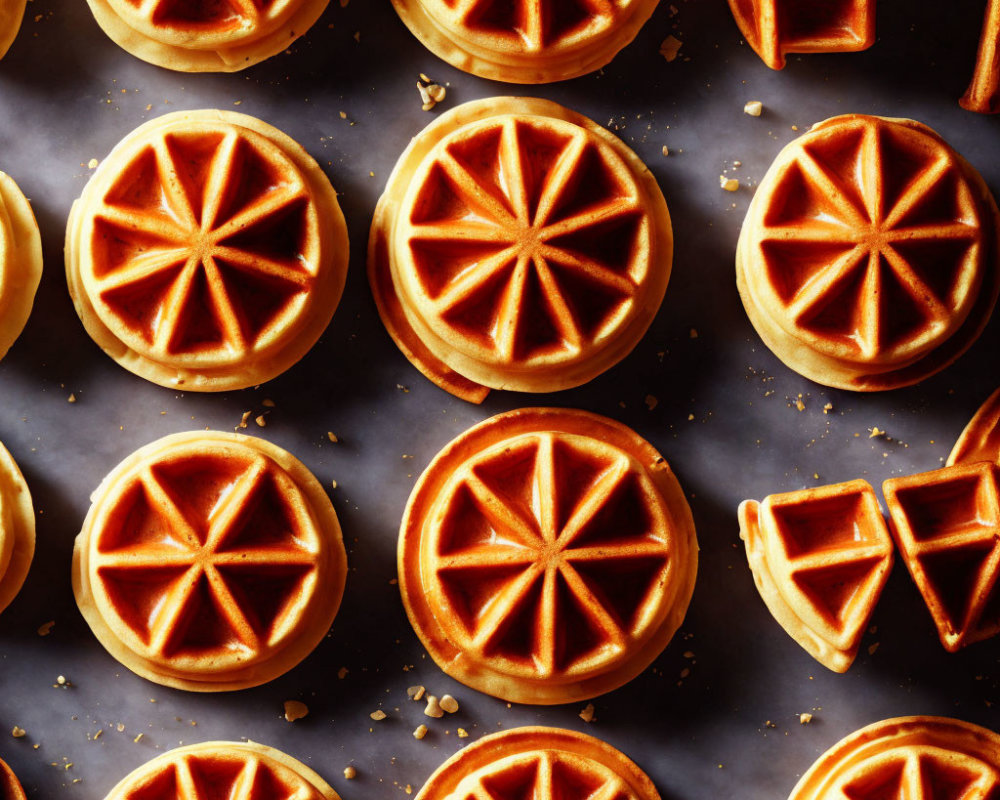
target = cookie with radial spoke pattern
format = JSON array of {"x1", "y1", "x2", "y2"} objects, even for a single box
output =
[
  {"x1": 738, "y1": 479, "x2": 893, "y2": 673},
  {"x1": 949, "y1": 387, "x2": 1000, "y2": 467},
  {"x1": 1, "y1": 756, "x2": 26, "y2": 800},
  {"x1": 0, "y1": 441, "x2": 34, "y2": 618},
  {"x1": 727, "y1": 0, "x2": 874, "y2": 70},
  {"x1": 398, "y1": 407, "x2": 697, "y2": 704},
  {"x1": 415, "y1": 728, "x2": 660, "y2": 800},
  {"x1": 788, "y1": 717, "x2": 1000, "y2": 800},
  {"x1": 883, "y1": 461, "x2": 1000, "y2": 652},
  {"x1": 73, "y1": 431, "x2": 347, "y2": 691},
  {"x1": 85, "y1": 0, "x2": 330, "y2": 72},
  {"x1": 369, "y1": 97, "x2": 672, "y2": 402},
  {"x1": 66, "y1": 110, "x2": 348, "y2": 392},
  {"x1": 101, "y1": 741, "x2": 339, "y2": 800},
  {"x1": 391, "y1": 0, "x2": 657, "y2": 82},
  {"x1": 737, "y1": 114, "x2": 1000, "y2": 391},
  {"x1": 0, "y1": 169, "x2": 42, "y2": 364},
  {"x1": 0, "y1": 0, "x2": 26, "y2": 60}
]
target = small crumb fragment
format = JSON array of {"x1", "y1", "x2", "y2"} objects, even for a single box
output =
[
  {"x1": 690, "y1": 328, "x2": 698, "y2": 338},
  {"x1": 661, "y1": 145, "x2": 669, "y2": 157},
  {"x1": 343, "y1": 766, "x2": 357, "y2": 780},
  {"x1": 337, "y1": 667, "x2": 348, "y2": 679},
  {"x1": 407, "y1": 685, "x2": 426, "y2": 701},
  {"x1": 579, "y1": 703, "x2": 596, "y2": 723},
  {"x1": 88, "y1": 158, "x2": 99, "y2": 169},
  {"x1": 720, "y1": 175, "x2": 739, "y2": 192},
  {"x1": 869, "y1": 426, "x2": 885, "y2": 439},
  {"x1": 370, "y1": 710, "x2": 387, "y2": 721},
  {"x1": 254, "y1": 415, "x2": 267, "y2": 427},
  {"x1": 795, "y1": 397, "x2": 805, "y2": 411},
  {"x1": 644, "y1": 394, "x2": 659, "y2": 411},
  {"x1": 68, "y1": 393, "x2": 77, "y2": 403},
  {"x1": 133, "y1": 733, "x2": 144, "y2": 743},
  {"x1": 457, "y1": 728, "x2": 469, "y2": 738},
  {"x1": 331, "y1": 479, "x2": 338, "y2": 489},
  {"x1": 744, "y1": 100, "x2": 763, "y2": 117},
  {"x1": 439, "y1": 694, "x2": 459, "y2": 714},
  {"x1": 238, "y1": 410, "x2": 252, "y2": 429},
  {"x1": 799, "y1": 713, "x2": 813, "y2": 724},
  {"x1": 868, "y1": 642, "x2": 880, "y2": 655},
  {"x1": 262, "y1": 398, "x2": 275, "y2": 408},
  {"x1": 424, "y1": 695, "x2": 444, "y2": 718},
  {"x1": 56, "y1": 675, "x2": 67, "y2": 686},
  {"x1": 38, "y1": 620, "x2": 55, "y2": 636},
  {"x1": 765, "y1": 720, "x2": 777, "y2": 729},
  {"x1": 823, "y1": 402, "x2": 833, "y2": 414},
  {"x1": 327, "y1": 431, "x2": 339, "y2": 443},
  {"x1": 413, "y1": 724, "x2": 428, "y2": 740},
  {"x1": 283, "y1": 700, "x2": 309, "y2": 722},
  {"x1": 12, "y1": 726, "x2": 26, "y2": 738},
  {"x1": 416, "y1": 78, "x2": 447, "y2": 111},
  {"x1": 659, "y1": 35, "x2": 682, "y2": 62}
]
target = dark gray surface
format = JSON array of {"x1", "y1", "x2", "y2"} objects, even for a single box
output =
[{"x1": 1, "y1": 1, "x2": 999, "y2": 799}]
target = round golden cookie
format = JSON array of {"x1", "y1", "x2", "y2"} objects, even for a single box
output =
[
  {"x1": 399, "y1": 407, "x2": 697, "y2": 704},
  {"x1": 416, "y1": 727, "x2": 660, "y2": 800},
  {"x1": 788, "y1": 716, "x2": 1000, "y2": 800},
  {"x1": 738, "y1": 114, "x2": 1000, "y2": 391},
  {"x1": 369, "y1": 97, "x2": 672, "y2": 402},
  {"x1": 949, "y1": 386, "x2": 1000, "y2": 466},
  {"x1": 0, "y1": 0, "x2": 26, "y2": 60},
  {"x1": 0, "y1": 171, "x2": 42, "y2": 363},
  {"x1": 102, "y1": 741, "x2": 339, "y2": 800},
  {"x1": 391, "y1": 0, "x2": 657, "y2": 83},
  {"x1": 66, "y1": 110, "x2": 348, "y2": 392},
  {"x1": 85, "y1": 0, "x2": 330, "y2": 72},
  {"x1": 1, "y1": 755, "x2": 27, "y2": 800},
  {"x1": 72, "y1": 431, "x2": 347, "y2": 692},
  {"x1": 0, "y1": 441, "x2": 35, "y2": 617}
]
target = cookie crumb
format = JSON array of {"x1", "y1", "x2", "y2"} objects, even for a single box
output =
[
  {"x1": 68, "y1": 393, "x2": 77, "y2": 403},
  {"x1": 413, "y1": 724, "x2": 428, "y2": 740},
  {"x1": 439, "y1": 694, "x2": 459, "y2": 714},
  {"x1": 720, "y1": 175, "x2": 739, "y2": 192},
  {"x1": 659, "y1": 35, "x2": 682, "y2": 62},
  {"x1": 407, "y1": 685, "x2": 426, "y2": 701},
  {"x1": 370, "y1": 710, "x2": 387, "y2": 721},
  {"x1": 424, "y1": 696, "x2": 444, "y2": 718},
  {"x1": 661, "y1": 145, "x2": 669, "y2": 156},
  {"x1": 457, "y1": 728, "x2": 469, "y2": 738},
  {"x1": 644, "y1": 394, "x2": 659, "y2": 411},
  {"x1": 11, "y1": 726, "x2": 25, "y2": 738},
  {"x1": 799, "y1": 713, "x2": 813, "y2": 724},
  {"x1": 283, "y1": 700, "x2": 309, "y2": 722},
  {"x1": 579, "y1": 703, "x2": 596, "y2": 723},
  {"x1": 327, "y1": 432, "x2": 339, "y2": 443},
  {"x1": 37, "y1": 620, "x2": 55, "y2": 636},
  {"x1": 343, "y1": 766, "x2": 357, "y2": 780},
  {"x1": 744, "y1": 100, "x2": 763, "y2": 117},
  {"x1": 337, "y1": 667, "x2": 349, "y2": 679}
]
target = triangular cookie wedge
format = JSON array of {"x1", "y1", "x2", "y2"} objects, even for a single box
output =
[{"x1": 739, "y1": 479, "x2": 893, "y2": 672}]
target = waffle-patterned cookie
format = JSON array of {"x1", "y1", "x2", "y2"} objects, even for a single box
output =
[
  {"x1": 949, "y1": 387, "x2": 1000, "y2": 467},
  {"x1": 0, "y1": 0, "x2": 26, "y2": 60},
  {"x1": 66, "y1": 110, "x2": 348, "y2": 392},
  {"x1": 101, "y1": 742, "x2": 339, "y2": 800},
  {"x1": 73, "y1": 431, "x2": 347, "y2": 691},
  {"x1": 415, "y1": 728, "x2": 659, "y2": 800},
  {"x1": 0, "y1": 170, "x2": 42, "y2": 363},
  {"x1": 369, "y1": 97, "x2": 672, "y2": 403},
  {"x1": 788, "y1": 717, "x2": 1000, "y2": 800},
  {"x1": 727, "y1": 0, "x2": 874, "y2": 70},
  {"x1": 738, "y1": 479, "x2": 893, "y2": 673},
  {"x1": 0, "y1": 756, "x2": 26, "y2": 800},
  {"x1": 962, "y1": 0, "x2": 1000, "y2": 113},
  {"x1": 85, "y1": 0, "x2": 330, "y2": 72},
  {"x1": 399, "y1": 407, "x2": 697, "y2": 704},
  {"x1": 883, "y1": 462, "x2": 1000, "y2": 652},
  {"x1": 0, "y1": 441, "x2": 35, "y2": 617},
  {"x1": 738, "y1": 114, "x2": 1000, "y2": 391},
  {"x1": 391, "y1": 0, "x2": 657, "y2": 83}
]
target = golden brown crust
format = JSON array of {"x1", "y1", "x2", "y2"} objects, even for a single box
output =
[
  {"x1": 102, "y1": 741, "x2": 340, "y2": 800},
  {"x1": 73, "y1": 431, "x2": 347, "y2": 692},
  {"x1": 391, "y1": 0, "x2": 657, "y2": 83},
  {"x1": 0, "y1": 756, "x2": 26, "y2": 800},
  {"x1": 0, "y1": 441, "x2": 35, "y2": 617},
  {"x1": 66, "y1": 110, "x2": 348, "y2": 392},
  {"x1": 961, "y1": 0, "x2": 1000, "y2": 113},
  {"x1": 415, "y1": 728, "x2": 660, "y2": 800},
  {"x1": 85, "y1": 0, "x2": 330, "y2": 73},
  {"x1": 399, "y1": 407, "x2": 697, "y2": 704},
  {"x1": 738, "y1": 114, "x2": 1000, "y2": 391},
  {"x1": 0, "y1": 171, "x2": 43, "y2": 363},
  {"x1": 738, "y1": 479, "x2": 893, "y2": 673},
  {"x1": 369, "y1": 97, "x2": 671, "y2": 400},
  {"x1": 788, "y1": 717, "x2": 1000, "y2": 800}
]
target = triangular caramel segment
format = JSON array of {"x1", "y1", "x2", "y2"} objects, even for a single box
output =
[{"x1": 884, "y1": 462, "x2": 1000, "y2": 651}]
